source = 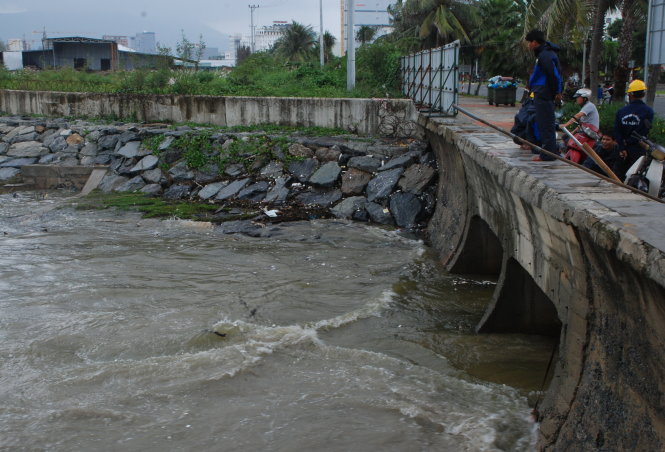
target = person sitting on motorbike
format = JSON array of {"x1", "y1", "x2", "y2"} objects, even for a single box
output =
[
  {"x1": 561, "y1": 88, "x2": 600, "y2": 131},
  {"x1": 583, "y1": 131, "x2": 619, "y2": 177},
  {"x1": 613, "y1": 79, "x2": 655, "y2": 181}
]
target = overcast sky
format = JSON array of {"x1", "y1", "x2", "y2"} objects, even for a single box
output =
[{"x1": 0, "y1": 0, "x2": 349, "y2": 53}]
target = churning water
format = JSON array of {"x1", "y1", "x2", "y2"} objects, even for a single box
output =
[{"x1": 0, "y1": 191, "x2": 549, "y2": 451}]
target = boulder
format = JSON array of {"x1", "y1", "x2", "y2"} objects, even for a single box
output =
[
  {"x1": 116, "y1": 141, "x2": 141, "y2": 158},
  {"x1": 0, "y1": 157, "x2": 38, "y2": 168},
  {"x1": 260, "y1": 161, "x2": 284, "y2": 179},
  {"x1": 288, "y1": 143, "x2": 314, "y2": 158},
  {"x1": 366, "y1": 168, "x2": 404, "y2": 202},
  {"x1": 264, "y1": 176, "x2": 290, "y2": 204},
  {"x1": 295, "y1": 188, "x2": 342, "y2": 206},
  {"x1": 97, "y1": 134, "x2": 120, "y2": 150},
  {"x1": 378, "y1": 153, "x2": 417, "y2": 172},
  {"x1": 0, "y1": 142, "x2": 8, "y2": 155},
  {"x1": 215, "y1": 178, "x2": 251, "y2": 201},
  {"x1": 66, "y1": 133, "x2": 84, "y2": 146},
  {"x1": 398, "y1": 164, "x2": 436, "y2": 195},
  {"x1": 224, "y1": 163, "x2": 245, "y2": 178},
  {"x1": 217, "y1": 220, "x2": 265, "y2": 238},
  {"x1": 80, "y1": 143, "x2": 99, "y2": 156},
  {"x1": 341, "y1": 168, "x2": 372, "y2": 195},
  {"x1": 168, "y1": 161, "x2": 195, "y2": 182},
  {"x1": 238, "y1": 181, "x2": 270, "y2": 202},
  {"x1": 331, "y1": 196, "x2": 367, "y2": 220},
  {"x1": 142, "y1": 168, "x2": 166, "y2": 185},
  {"x1": 198, "y1": 181, "x2": 227, "y2": 200},
  {"x1": 366, "y1": 202, "x2": 394, "y2": 225},
  {"x1": 130, "y1": 155, "x2": 159, "y2": 173},
  {"x1": 0, "y1": 167, "x2": 20, "y2": 181},
  {"x1": 98, "y1": 174, "x2": 128, "y2": 192},
  {"x1": 7, "y1": 141, "x2": 48, "y2": 158},
  {"x1": 163, "y1": 184, "x2": 192, "y2": 199},
  {"x1": 288, "y1": 158, "x2": 319, "y2": 183},
  {"x1": 315, "y1": 147, "x2": 341, "y2": 162},
  {"x1": 347, "y1": 155, "x2": 382, "y2": 173},
  {"x1": 309, "y1": 161, "x2": 341, "y2": 187},
  {"x1": 115, "y1": 176, "x2": 146, "y2": 192},
  {"x1": 389, "y1": 192, "x2": 421, "y2": 228}
]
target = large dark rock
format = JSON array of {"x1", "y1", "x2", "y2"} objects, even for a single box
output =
[
  {"x1": 215, "y1": 178, "x2": 251, "y2": 201},
  {"x1": 315, "y1": 147, "x2": 341, "y2": 162},
  {"x1": 366, "y1": 168, "x2": 404, "y2": 202},
  {"x1": 116, "y1": 141, "x2": 141, "y2": 158},
  {"x1": 331, "y1": 196, "x2": 367, "y2": 220},
  {"x1": 341, "y1": 168, "x2": 372, "y2": 195},
  {"x1": 260, "y1": 161, "x2": 284, "y2": 179},
  {"x1": 98, "y1": 174, "x2": 128, "y2": 192},
  {"x1": 0, "y1": 157, "x2": 38, "y2": 168},
  {"x1": 198, "y1": 181, "x2": 227, "y2": 200},
  {"x1": 378, "y1": 153, "x2": 418, "y2": 172},
  {"x1": 130, "y1": 155, "x2": 159, "y2": 173},
  {"x1": 264, "y1": 176, "x2": 290, "y2": 204},
  {"x1": 288, "y1": 158, "x2": 319, "y2": 183},
  {"x1": 309, "y1": 162, "x2": 341, "y2": 187},
  {"x1": 398, "y1": 164, "x2": 436, "y2": 195},
  {"x1": 288, "y1": 143, "x2": 314, "y2": 158},
  {"x1": 161, "y1": 148, "x2": 183, "y2": 165},
  {"x1": 295, "y1": 188, "x2": 342, "y2": 206},
  {"x1": 116, "y1": 176, "x2": 146, "y2": 192},
  {"x1": 7, "y1": 141, "x2": 48, "y2": 158},
  {"x1": 224, "y1": 163, "x2": 245, "y2": 178},
  {"x1": 389, "y1": 192, "x2": 422, "y2": 228},
  {"x1": 0, "y1": 142, "x2": 8, "y2": 155},
  {"x1": 80, "y1": 143, "x2": 99, "y2": 157},
  {"x1": 238, "y1": 181, "x2": 270, "y2": 201},
  {"x1": 366, "y1": 202, "x2": 395, "y2": 225},
  {"x1": 163, "y1": 184, "x2": 192, "y2": 199},
  {"x1": 347, "y1": 156, "x2": 382, "y2": 173},
  {"x1": 0, "y1": 167, "x2": 20, "y2": 181},
  {"x1": 168, "y1": 161, "x2": 195, "y2": 182},
  {"x1": 97, "y1": 134, "x2": 120, "y2": 150}
]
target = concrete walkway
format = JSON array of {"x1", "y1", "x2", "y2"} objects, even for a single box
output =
[{"x1": 430, "y1": 94, "x2": 665, "y2": 263}]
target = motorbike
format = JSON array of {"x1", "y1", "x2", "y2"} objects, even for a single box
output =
[
  {"x1": 625, "y1": 132, "x2": 665, "y2": 198},
  {"x1": 560, "y1": 121, "x2": 601, "y2": 164}
]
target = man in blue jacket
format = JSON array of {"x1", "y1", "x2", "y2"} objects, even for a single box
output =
[
  {"x1": 612, "y1": 79, "x2": 655, "y2": 181},
  {"x1": 525, "y1": 29, "x2": 563, "y2": 161}
]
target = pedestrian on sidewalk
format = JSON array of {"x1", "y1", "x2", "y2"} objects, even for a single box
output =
[{"x1": 525, "y1": 29, "x2": 563, "y2": 162}]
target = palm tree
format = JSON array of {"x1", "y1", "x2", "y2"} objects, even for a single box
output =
[
  {"x1": 613, "y1": 0, "x2": 647, "y2": 101},
  {"x1": 273, "y1": 22, "x2": 317, "y2": 63},
  {"x1": 356, "y1": 26, "x2": 379, "y2": 45},
  {"x1": 526, "y1": 0, "x2": 621, "y2": 98},
  {"x1": 389, "y1": 0, "x2": 477, "y2": 49},
  {"x1": 313, "y1": 31, "x2": 337, "y2": 64}
]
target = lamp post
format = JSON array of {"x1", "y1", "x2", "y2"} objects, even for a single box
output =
[
  {"x1": 249, "y1": 4, "x2": 259, "y2": 53},
  {"x1": 346, "y1": 0, "x2": 355, "y2": 90},
  {"x1": 320, "y1": 0, "x2": 324, "y2": 67}
]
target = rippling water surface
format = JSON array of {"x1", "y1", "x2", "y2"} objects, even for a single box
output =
[{"x1": 0, "y1": 191, "x2": 549, "y2": 451}]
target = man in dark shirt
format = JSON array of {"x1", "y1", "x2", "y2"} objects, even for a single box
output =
[
  {"x1": 525, "y1": 29, "x2": 563, "y2": 162},
  {"x1": 613, "y1": 79, "x2": 655, "y2": 181},
  {"x1": 583, "y1": 132, "x2": 619, "y2": 177}
]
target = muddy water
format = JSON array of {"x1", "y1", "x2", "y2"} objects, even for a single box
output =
[{"x1": 0, "y1": 191, "x2": 550, "y2": 451}]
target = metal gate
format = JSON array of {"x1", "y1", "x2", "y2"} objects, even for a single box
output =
[{"x1": 401, "y1": 41, "x2": 459, "y2": 116}]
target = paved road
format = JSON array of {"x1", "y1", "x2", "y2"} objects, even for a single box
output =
[{"x1": 461, "y1": 82, "x2": 665, "y2": 118}]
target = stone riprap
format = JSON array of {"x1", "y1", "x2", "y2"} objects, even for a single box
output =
[{"x1": 0, "y1": 116, "x2": 437, "y2": 230}]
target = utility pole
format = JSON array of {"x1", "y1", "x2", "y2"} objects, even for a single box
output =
[
  {"x1": 346, "y1": 0, "x2": 355, "y2": 90},
  {"x1": 319, "y1": 0, "x2": 324, "y2": 67},
  {"x1": 249, "y1": 4, "x2": 259, "y2": 53}
]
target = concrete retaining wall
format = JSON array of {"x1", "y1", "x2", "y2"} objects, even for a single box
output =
[
  {"x1": 424, "y1": 117, "x2": 665, "y2": 451},
  {"x1": 0, "y1": 90, "x2": 421, "y2": 138}
]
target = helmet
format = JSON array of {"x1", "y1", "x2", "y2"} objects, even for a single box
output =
[
  {"x1": 573, "y1": 88, "x2": 592, "y2": 99},
  {"x1": 627, "y1": 79, "x2": 647, "y2": 93}
]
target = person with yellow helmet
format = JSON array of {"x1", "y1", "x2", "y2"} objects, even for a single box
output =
[{"x1": 612, "y1": 79, "x2": 655, "y2": 181}]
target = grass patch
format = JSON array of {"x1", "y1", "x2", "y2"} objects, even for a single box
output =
[{"x1": 74, "y1": 191, "x2": 220, "y2": 220}]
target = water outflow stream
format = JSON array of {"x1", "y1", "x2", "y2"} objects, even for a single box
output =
[{"x1": 0, "y1": 192, "x2": 547, "y2": 451}]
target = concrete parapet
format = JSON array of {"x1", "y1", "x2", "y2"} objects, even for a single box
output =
[
  {"x1": 424, "y1": 114, "x2": 665, "y2": 450},
  {"x1": 0, "y1": 90, "x2": 422, "y2": 138}
]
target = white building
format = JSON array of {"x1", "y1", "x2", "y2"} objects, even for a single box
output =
[{"x1": 255, "y1": 22, "x2": 289, "y2": 52}]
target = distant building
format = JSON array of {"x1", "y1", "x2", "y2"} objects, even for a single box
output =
[
  {"x1": 255, "y1": 22, "x2": 289, "y2": 52},
  {"x1": 201, "y1": 47, "x2": 220, "y2": 59},
  {"x1": 130, "y1": 32, "x2": 156, "y2": 54},
  {"x1": 340, "y1": 0, "x2": 393, "y2": 55},
  {"x1": 102, "y1": 35, "x2": 130, "y2": 47},
  {"x1": 7, "y1": 39, "x2": 26, "y2": 52},
  {"x1": 13, "y1": 36, "x2": 171, "y2": 71}
]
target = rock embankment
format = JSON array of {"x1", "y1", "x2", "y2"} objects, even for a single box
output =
[{"x1": 0, "y1": 115, "x2": 438, "y2": 230}]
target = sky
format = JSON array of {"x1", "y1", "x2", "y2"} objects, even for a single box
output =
[{"x1": 0, "y1": 0, "x2": 354, "y2": 53}]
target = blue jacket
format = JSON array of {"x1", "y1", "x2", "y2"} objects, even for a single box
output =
[
  {"x1": 614, "y1": 99, "x2": 654, "y2": 157},
  {"x1": 528, "y1": 42, "x2": 562, "y2": 101}
]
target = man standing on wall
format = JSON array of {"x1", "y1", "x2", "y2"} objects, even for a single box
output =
[{"x1": 525, "y1": 29, "x2": 563, "y2": 162}]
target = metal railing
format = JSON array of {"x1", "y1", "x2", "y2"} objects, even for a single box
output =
[{"x1": 401, "y1": 41, "x2": 459, "y2": 116}]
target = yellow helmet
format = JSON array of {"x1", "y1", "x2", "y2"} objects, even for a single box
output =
[{"x1": 627, "y1": 79, "x2": 647, "y2": 93}]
